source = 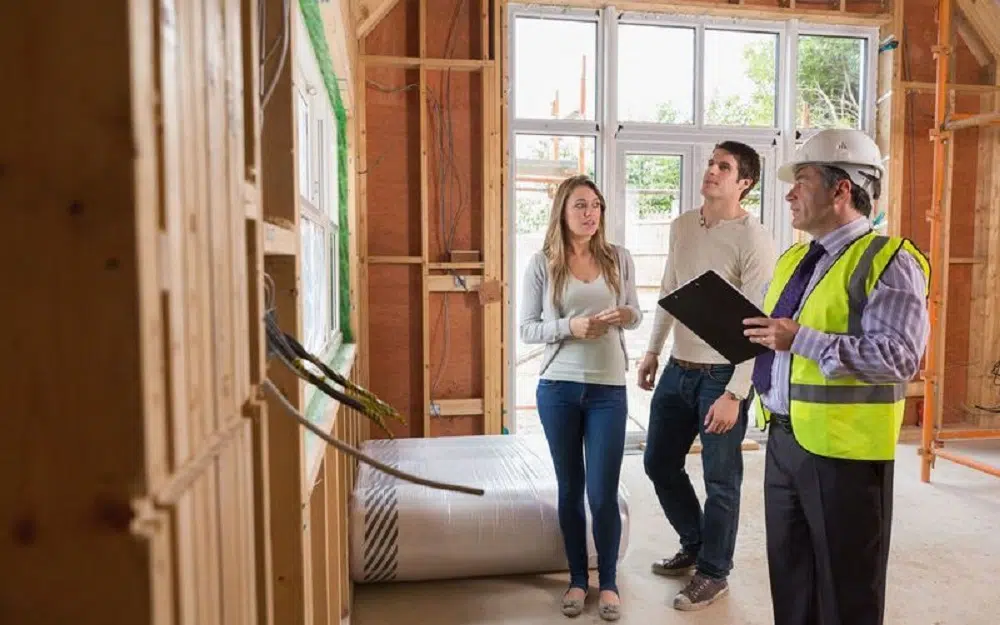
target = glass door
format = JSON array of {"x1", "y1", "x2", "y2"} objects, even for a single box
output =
[
  {"x1": 612, "y1": 143, "x2": 695, "y2": 448},
  {"x1": 615, "y1": 141, "x2": 779, "y2": 447}
]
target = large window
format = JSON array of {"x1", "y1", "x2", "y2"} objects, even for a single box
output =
[
  {"x1": 506, "y1": 6, "x2": 877, "y2": 436},
  {"x1": 796, "y1": 33, "x2": 867, "y2": 130},
  {"x1": 617, "y1": 24, "x2": 695, "y2": 124},
  {"x1": 295, "y1": 13, "x2": 342, "y2": 364}
]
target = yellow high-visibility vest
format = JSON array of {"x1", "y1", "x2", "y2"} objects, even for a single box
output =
[{"x1": 754, "y1": 231, "x2": 930, "y2": 461}]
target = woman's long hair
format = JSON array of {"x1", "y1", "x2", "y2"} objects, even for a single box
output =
[{"x1": 541, "y1": 175, "x2": 621, "y2": 311}]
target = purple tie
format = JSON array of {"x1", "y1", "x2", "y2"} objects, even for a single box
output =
[{"x1": 751, "y1": 240, "x2": 825, "y2": 396}]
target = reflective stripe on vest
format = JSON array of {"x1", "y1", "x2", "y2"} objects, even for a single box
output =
[{"x1": 753, "y1": 232, "x2": 930, "y2": 461}]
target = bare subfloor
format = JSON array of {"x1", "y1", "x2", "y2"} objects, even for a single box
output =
[{"x1": 352, "y1": 439, "x2": 1000, "y2": 625}]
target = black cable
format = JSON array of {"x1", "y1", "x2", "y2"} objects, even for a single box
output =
[{"x1": 262, "y1": 380, "x2": 485, "y2": 496}]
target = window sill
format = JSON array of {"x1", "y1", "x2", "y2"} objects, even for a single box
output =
[{"x1": 302, "y1": 341, "x2": 358, "y2": 494}]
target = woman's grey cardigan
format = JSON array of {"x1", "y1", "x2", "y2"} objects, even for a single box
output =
[{"x1": 518, "y1": 244, "x2": 643, "y2": 377}]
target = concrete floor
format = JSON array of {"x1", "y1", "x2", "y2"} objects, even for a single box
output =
[{"x1": 352, "y1": 439, "x2": 1000, "y2": 625}]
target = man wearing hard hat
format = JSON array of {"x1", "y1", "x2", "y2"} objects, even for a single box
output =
[{"x1": 742, "y1": 128, "x2": 930, "y2": 625}]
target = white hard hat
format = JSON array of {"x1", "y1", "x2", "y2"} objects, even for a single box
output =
[{"x1": 777, "y1": 129, "x2": 885, "y2": 200}]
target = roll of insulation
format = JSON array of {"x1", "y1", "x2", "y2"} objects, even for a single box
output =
[{"x1": 349, "y1": 434, "x2": 631, "y2": 584}]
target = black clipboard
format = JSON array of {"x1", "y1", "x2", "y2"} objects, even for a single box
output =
[{"x1": 657, "y1": 269, "x2": 770, "y2": 364}]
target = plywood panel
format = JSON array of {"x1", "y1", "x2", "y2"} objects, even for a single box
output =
[
  {"x1": 366, "y1": 0, "x2": 420, "y2": 57},
  {"x1": 430, "y1": 415, "x2": 486, "y2": 436},
  {"x1": 428, "y1": 292, "x2": 485, "y2": 399},
  {"x1": 425, "y1": 0, "x2": 484, "y2": 59},
  {"x1": 365, "y1": 67, "x2": 423, "y2": 257},
  {"x1": 368, "y1": 264, "x2": 425, "y2": 437},
  {"x1": 426, "y1": 70, "x2": 485, "y2": 262},
  {"x1": 902, "y1": 0, "x2": 993, "y2": 85}
]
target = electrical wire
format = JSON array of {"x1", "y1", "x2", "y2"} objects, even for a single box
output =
[
  {"x1": 259, "y1": 0, "x2": 290, "y2": 125},
  {"x1": 262, "y1": 379, "x2": 485, "y2": 495},
  {"x1": 365, "y1": 0, "x2": 471, "y2": 401},
  {"x1": 265, "y1": 304, "x2": 404, "y2": 437},
  {"x1": 427, "y1": 0, "x2": 469, "y2": 397}
]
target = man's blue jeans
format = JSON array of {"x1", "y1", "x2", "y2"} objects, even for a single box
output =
[
  {"x1": 643, "y1": 359, "x2": 750, "y2": 581},
  {"x1": 536, "y1": 379, "x2": 628, "y2": 594}
]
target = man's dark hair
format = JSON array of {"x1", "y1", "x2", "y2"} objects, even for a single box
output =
[
  {"x1": 813, "y1": 164, "x2": 873, "y2": 217},
  {"x1": 715, "y1": 141, "x2": 761, "y2": 200}
]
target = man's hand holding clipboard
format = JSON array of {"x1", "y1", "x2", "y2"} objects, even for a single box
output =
[{"x1": 742, "y1": 317, "x2": 800, "y2": 352}]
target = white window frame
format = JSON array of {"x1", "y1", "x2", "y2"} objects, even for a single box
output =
[
  {"x1": 611, "y1": 141, "x2": 695, "y2": 244},
  {"x1": 505, "y1": 4, "x2": 878, "y2": 432},
  {"x1": 294, "y1": 7, "x2": 343, "y2": 378}
]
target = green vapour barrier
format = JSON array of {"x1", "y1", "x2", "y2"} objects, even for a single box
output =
[{"x1": 300, "y1": 0, "x2": 353, "y2": 343}]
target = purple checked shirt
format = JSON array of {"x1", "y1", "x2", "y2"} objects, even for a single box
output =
[{"x1": 758, "y1": 216, "x2": 930, "y2": 417}]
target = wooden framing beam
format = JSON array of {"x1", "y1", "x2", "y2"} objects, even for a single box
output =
[
  {"x1": 419, "y1": 0, "x2": 431, "y2": 439},
  {"x1": 902, "y1": 80, "x2": 1000, "y2": 93},
  {"x1": 966, "y1": 71, "x2": 1000, "y2": 427},
  {"x1": 260, "y1": 0, "x2": 308, "y2": 620},
  {"x1": 263, "y1": 222, "x2": 298, "y2": 255},
  {"x1": 956, "y1": 0, "x2": 1000, "y2": 60},
  {"x1": 483, "y1": 0, "x2": 503, "y2": 436},
  {"x1": 498, "y1": 0, "x2": 511, "y2": 432},
  {"x1": 877, "y1": 0, "x2": 904, "y2": 238},
  {"x1": 319, "y1": 0, "x2": 358, "y2": 110},
  {"x1": 363, "y1": 55, "x2": 492, "y2": 70},
  {"x1": 431, "y1": 398, "x2": 486, "y2": 416},
  {"x1": 428, "y1": 274, "x2": 484, "y2": 291},
  {"x1": 356, "y1": 0, "x2": 402, "y2": 39},
  {"x1": 955, "y1": 10, "x2": 992, "y2": 66}
]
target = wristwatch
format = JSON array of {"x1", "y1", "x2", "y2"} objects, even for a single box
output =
[{"x1": 725, "y1": 390, "x2": 744, "y2": 401}]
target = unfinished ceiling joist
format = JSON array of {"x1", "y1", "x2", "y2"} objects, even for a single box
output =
[
  {"x1": 319, "y1": 0, "x2": 358, "y2": 109},
  {"x1": 355, "y1": 0, "x2": 401, "y2": 39},
  {"x1": 956, "y1": 0, "x2": 1000, "y2": 58},
  {"x1": 954, "y1": 11, "x2": 992, "y2": 66}
]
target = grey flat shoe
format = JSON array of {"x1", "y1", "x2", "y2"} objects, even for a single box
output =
[
  {"x1": 561, "y1": 595, "x2": 584, "y2": 617},
  {"x1": 599, "y1": 591, "x2": 621, "y2": 621},
  {"x1": 598, "y1": 602, "x2": 620, "y2": 621}
]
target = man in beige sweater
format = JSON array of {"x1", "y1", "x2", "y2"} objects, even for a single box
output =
[{"x1": 637, "y1": 141, "x2": 777, "y2": 611}]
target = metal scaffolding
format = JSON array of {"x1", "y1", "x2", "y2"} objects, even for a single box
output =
[{"x1": 919, "y1": 0, "x2": 1000, "y2": 482}]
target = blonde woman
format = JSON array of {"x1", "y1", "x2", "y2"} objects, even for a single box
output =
[{"x1": 519, "y1": 175, "x2": 642, "y2": 621}]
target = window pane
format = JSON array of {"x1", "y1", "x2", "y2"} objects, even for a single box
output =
[
  {"x1": 330, "y1": 118, "x2": 340, "y2": 224},
  {"x1": 512, "y1": 133, "x2": 596, "y2": 436},
  {"x1": 316, "y1": 118, "x2": 325, "y2": 212},
  {"x1": 621, "y1": 151, "x2": 686, "y2": 435},
  {"x1": 513, "y1": 134, "x2": 596, "y2": 351},
  {"x1": 296, "y1": 90, "x2": 311, "y2": 198},
  {"x1": 797, "y1": 35, "x2": 865, "y2": 130},
  {"x1": 618, "y1": 25, "x2": 695, "y2": 124},
  {"x1": 514, "y1": 17, "x2": 597, "y2": 120},
  {"x1": 624, "y1": 153, "x2": 682, "y2": 288},
  {"x1": 744, "y1": 154, "x2": 766, "y2": 224},
  {"x1": 703, "y1": 30, "x2": 777, "y2": 127},
  {"x1": 330, "y1": 225, "x2": 340, "y2": 334},
  {"x1": 300, "y1": 215, "x2": 330, "y2": 354}
]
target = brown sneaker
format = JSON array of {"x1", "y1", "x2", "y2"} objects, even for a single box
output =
[
  {"x1": 651, "y1": 550, "x2": 697, "y2": 577},
  {"x1": 672, "y1": 573, "x2": 729, "y2": 611}
]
